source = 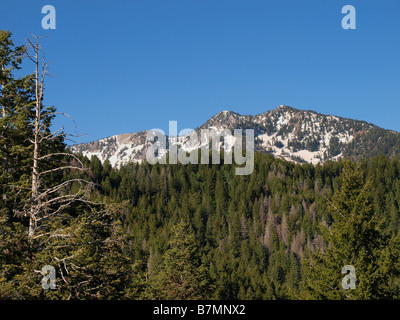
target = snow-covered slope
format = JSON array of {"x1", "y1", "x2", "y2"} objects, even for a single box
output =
[
  {"x1": 70, "y1": 105, "x2": 400, "y2": 167},
  {"x1": 71, "y1": 131, "x2": 148, "y2": 167}
]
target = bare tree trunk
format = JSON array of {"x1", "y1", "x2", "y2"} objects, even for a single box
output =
[
  {"x1": 24, "y1": 35, "x2": 92, "y2": 239},
  {"x1": 1, "y1": 65, "x2": 9, "y2": 201},
  {"x1": 29, "y1": 38, "x2": 41, "y2": 238}
]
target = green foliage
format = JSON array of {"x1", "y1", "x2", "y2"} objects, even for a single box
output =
[
  {"x1": 0, "y1": 31, "x2": 131, "y2": 300},
  {"x1": 302, "y1": 161, "x2": 400, "y2": 299},
  {"x1": 1, "y1": 30, "x2": 400, "y2": 300},
  {"x1": 76, "y1": 151, "x2": 400, "y2": 300},
  {"x1": 147, "y1": 220, "x2": 214, "y2": 299}
]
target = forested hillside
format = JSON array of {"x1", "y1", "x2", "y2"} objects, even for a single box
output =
[
  {"x1": 1, "y1": 30, "x2": 399, "y2": 300},
  {"x1": 73, "y1": 152, "x2": 400, "y2": 299}
]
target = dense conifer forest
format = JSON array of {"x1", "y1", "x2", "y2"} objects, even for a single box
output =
[
  {"x1": 1, "y1": 30, "x2": 399, "y2": 300},
  {"x1": 71, "y1": 152, "x2": 400, "y2": 299}
]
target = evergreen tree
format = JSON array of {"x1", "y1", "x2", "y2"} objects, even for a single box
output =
[
  {"x1": 149, "y1": 220, "x2": 214, "y2": 299},
  {"x1": 302, "y1": 160, "x2": 400, "y2": 299},
  {"x1": 0, "y1": 30, "x2": 34, "y2": 221}
]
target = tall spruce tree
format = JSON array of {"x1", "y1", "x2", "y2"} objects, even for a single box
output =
[
  {"x1": 149, "y1": 219, "x2": 214, "y2": 299},
  {"x1": 301, "y1": 160, "x2": 400, "y2": 299},
  {"x1": 0, "y1": 30, "x2": 35, "y2": 220}
]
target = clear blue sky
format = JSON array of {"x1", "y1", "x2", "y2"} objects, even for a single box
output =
[{"x1": 1, "y1": 0, "x2": 400, "y2": 144}]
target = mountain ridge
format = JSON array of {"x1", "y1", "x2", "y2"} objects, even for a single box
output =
[{"x1": 71, "y1": 105, "x2": 400, "y2": 167}]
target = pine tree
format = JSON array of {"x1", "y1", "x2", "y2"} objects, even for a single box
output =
[
  {"x1": 302, "y1": 160, "x2": 400, "y2": 299},
  {"x1": 149, "y1": 219, "x2": 214, "y2": 299},
  {"x1": 0, "y1": 30, "x2": 34, "y2": 220}
]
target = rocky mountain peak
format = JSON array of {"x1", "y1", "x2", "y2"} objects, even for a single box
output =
[{"x1": 71, "y1": 106, "x2": 400, "y2": 167}]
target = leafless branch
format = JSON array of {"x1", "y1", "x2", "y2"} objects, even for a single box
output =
[
  {"x1": 41, "y1": 111, "x2": 78, "y2": 129},
  {"x1": 35, "y1": 179, "x2": 93, "y2": 200},
  {"x1": 39, "y1": 126, "x2": 65, "y2": 143},
  {"x1": 39, "y1": 165, "x2": 86, "y2": 176},
  {"x1": 32, "y1": 228, "x2": 70, "y2": 240}
]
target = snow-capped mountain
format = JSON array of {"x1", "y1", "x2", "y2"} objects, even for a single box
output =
[{"x1": 71, "y1": 105, "x2": 400, "y2": 167}]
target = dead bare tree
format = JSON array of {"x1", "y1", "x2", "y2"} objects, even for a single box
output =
[
  {"x1": 24, "y1": 35, "x2": 94, "y2": 239},
  {"x1": 0, "y1": 33, "x2": 130, "y2": 299}
]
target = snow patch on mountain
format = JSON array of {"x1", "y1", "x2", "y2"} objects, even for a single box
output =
[{"x1": 71, "y1": 105, "x2": 393, "y2": 167}]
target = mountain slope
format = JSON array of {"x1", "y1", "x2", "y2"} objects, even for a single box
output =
[{"x1": 71, "y1": 105, "x2": 400, "y2": 167}]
